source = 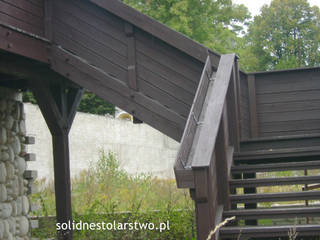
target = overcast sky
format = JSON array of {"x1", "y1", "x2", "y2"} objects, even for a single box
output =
[{"x1": 233, "y1": 0, "x2": 320, "y2": 17}]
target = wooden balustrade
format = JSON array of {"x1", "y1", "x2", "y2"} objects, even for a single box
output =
[{"x1": 174, "y1": 54, "x2": 241, "y2": 240}]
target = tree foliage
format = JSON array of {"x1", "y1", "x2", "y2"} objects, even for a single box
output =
[
  {"x1": 23, "y1": 91, "x2": 115, "y2": 116},
  {"x1": 122, "y1": 0, "x2": 250, "y2": 53},
  {"x1": 240, "y1": 0, "x2": 320, "y2": 71}
]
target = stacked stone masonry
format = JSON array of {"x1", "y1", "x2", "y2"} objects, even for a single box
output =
[{"x1": 0, "y1": 88, "x2": 37, "y2": 240}]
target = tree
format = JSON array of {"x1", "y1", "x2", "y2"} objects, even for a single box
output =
[
  {"x1": 23, "y1": 91, "x2": 115, "y2": 116},
  {"x1": 122, "y1": 0, "x2": 250, "y2": 53},
  {"x1": 240, "y1": 0, "x2": 320, "y2": 71}
]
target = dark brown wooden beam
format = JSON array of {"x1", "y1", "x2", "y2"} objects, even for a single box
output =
[
  {"x1": 0, "y1": 22, "x2": 49, "y2": 63},
  {"x1": 124, "y1": 22, "x2": 138, "y2": 90},
  {"x1": 247, "y1": 74, "x2": 259, "y2": 138},
  {"x1": 31, "y1": 80, "x2": 83, "y2": 240},
  {"x1": 44, "y1": 0, "x2": 53, "y2": 41},
  {"x1": 49, "y1": 45, "x2": 184, "y2": 141},
  {"x1": 215, "y1": 106, "x2": 231, "y2": 210}
]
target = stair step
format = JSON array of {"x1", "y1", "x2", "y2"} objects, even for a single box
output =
[
  {"x1": 223, "y1": 207, "x2": 320, "y2": 220},
  {"x1": 231, "y1": 160, "x2": 320, "y2": 174},
  {"x1": 235, "y1": 146, "x2": 320, "y2": 164},
  {"x1": 220, "y1": 225, "x2": 320, "y2": 238},
  {"x1": 230, "y1": 175, "x2": 320, "y2": 188},
  {"x1": 230, "y1": 190, "x2": 320, "y2": 204}
]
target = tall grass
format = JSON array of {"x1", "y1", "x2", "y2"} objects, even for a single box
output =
[{"x1": 31, "y1": 151, "x2": 195, "y2": 239}]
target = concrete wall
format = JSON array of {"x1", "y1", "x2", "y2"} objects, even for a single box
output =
[
  {"x1": 0, "y1": 88, "x2": 33, "y2": 239},
  {"x1": 25, "y1": 103, "x2": 179, "y2": 182}
]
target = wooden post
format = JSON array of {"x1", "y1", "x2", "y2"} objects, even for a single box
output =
[
  {"x1": 215, "y1": 106, "x2": 231, "y2": 210},
  {"x1": 247, "y1": 74, "x2": 259, "y2": 138},
  {"x1": 31, "y1": 80, "x2": 83, "y2": 240}
]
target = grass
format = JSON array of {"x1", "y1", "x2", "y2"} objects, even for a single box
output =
[{"x1": 30, "y1": 150, "x2": 196, "y2": 239}]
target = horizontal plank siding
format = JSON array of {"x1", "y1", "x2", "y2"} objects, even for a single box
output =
[
  {"x1": 52, "y1": 0, "x2": 198, "y2": 126},
  {"x1": 253, "y1": 68, "x2": 320, "y2": 138},
  {"x1": 0, "y1": 0, "x2": 44, "y2": 36}
]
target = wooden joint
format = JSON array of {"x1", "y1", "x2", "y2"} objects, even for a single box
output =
[
  {"x1": 24, "y1": 136, "x2": 35, "y2": 145},
  {"x1": 24, "y1": 170, "x2": 38, "y2": 180},
  {"x1": 27, "y1": 184, "x2": 38, "y2": 195},
  {"x1": 125, "y1": 23, "x2": 138, "y2": 91},
  {"x1": 24, "y1": 153, "x2": 36, "y2": 162},
  {"x1": 124, "y1": 23, "x2": 134, "y2": 37}
]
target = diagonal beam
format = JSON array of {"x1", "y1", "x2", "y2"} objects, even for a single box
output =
[{"x1": 31, "y1": 80, "x2": 82, "y2": 240}]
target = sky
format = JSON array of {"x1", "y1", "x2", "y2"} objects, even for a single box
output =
[{"x1": 233, "y1": 0, "x2": 320, "y2": 17}]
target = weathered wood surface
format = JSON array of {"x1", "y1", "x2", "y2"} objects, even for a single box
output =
[
  {"x1": 31, "y1": 80, "x2": 83, "y2": 240},
  {"x1": 253, "y1": 68, "x2": 320, "y2": 137},
  {"x1": 0, "y1": 23, "x2": 48, "y2": 63},
  {"x1": 192, "y1": 54, "x2": 236, "y2": 168},
  {"x1": 174, "y1": 54, "x2": 240, "y2": 240},
  {"x1": 0, "y1": 0, "x2": 44, "y2": 36}
]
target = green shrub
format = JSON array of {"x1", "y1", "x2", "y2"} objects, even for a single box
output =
[{"x1": 31, "y1": 151, "x2": 195, "y2": 239}]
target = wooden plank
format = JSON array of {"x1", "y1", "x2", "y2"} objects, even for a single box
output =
[
  {"x1": 50, "y1": 46, "x2": 183, "y2": 141},
  {"x1": 220, "y1": 225, "x2": 320, "y2": 238},
  {"x1": 0, "y1": 12, "x2": 43, "y2": 36},
  {"x1": 2, "y1": 0, "x2": 43, "y2": 18},
  {"x1": 231, "y1": 160, "x2": 320, "y2": 174},
  {"x1": 260, "y1": 119, "x2": 320, "y2": 134},
  {"x1": 52, "y1": 3, "x2": 127, "y2": 56},
  {"x1": 256, "y1": 89, "x2": 320, "y2": 104},
  {"x1": 230, "y1": 190, "x2": 320, "y2": 203},
  {"x1": 135, "y1": 27, "x2": 203, "y2": 75},
  {"x1": 54, "y1": 0, "x2": 127, "y2": 46},
  {"x1": 175, "y1": 56, "x2": 211, "y2": 171},
  {"x1": 44, "y1": 0, "x2": 53, "y2": 40},
  {"x1": 139, "y1": 80, "x2": 190, "y2": 118},
  {"x1": 258, "y1": 109, "x2": 320, "y2": 123},
  {"x1": 215, "y1": 111, "x2": 231, "y2": 209},
  {"x1": 88, "y1": 0, "x2": 220, "y2": 67},
  {"x1": 52, "y1": 21, "x2": 128, "y2": 81},
  {"x1": 135, "y1": 31, "x2": 202, "y2": 84},
  {"x1": 27, "y1": 0, "x2": 43, "y2": 8},
  {"x1": 125, "y1": 23, "x2": 138, "y2": 90},
  {"x1": 0, "y1": 24, "x2": 48, "y2": 63},
  {"x1": 192, "y1": 54, "x2": 235, "y2": 168},
  {"x1": 137, "y1": 63, "x2": 194, "y2": 106},
  {"x1": 136, "y1": 51, "x2": 197, "y2": 95},
  {"x1": 224, "y1": 207, "x2": 320, "y2": 220},
  {"x1": 258, "y1": 99, "x2": 320, "y2": 114},
  {"x1": 247, "y1": 74, "x2": 259, "y2": 138},
  {"x1": 0, "y1": 1, "x2": 43, "y2": 28},
  {"x1": 230, "y1": 175, "x2": 320, "y2": 188}
]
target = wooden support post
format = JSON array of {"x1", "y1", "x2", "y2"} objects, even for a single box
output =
[
  {"x1": 247, "y1": 74, "x2": 259, "y2": 138},
  {"x1": 243, "y1": 172, "x2": 257, "y2": 226},
  {"x1": 227, "y1": 63, "x2": 240, "y2": 152},
  {"x1": 193, "y1": 168, "x2": 212, "y2": 240},
  {"x1": 215, "y1": 106, "x2": 231, "y2": 210},
  {"x1": 31, "y1": 80, "x2": 83, "y2": 240},
  {"x1": 124, "y1": 22, "x2": 138, "y2": 91}
]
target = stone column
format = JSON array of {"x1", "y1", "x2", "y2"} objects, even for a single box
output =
[{"x1": 0, "y1": 87, "x2": 37, "y2": 240}]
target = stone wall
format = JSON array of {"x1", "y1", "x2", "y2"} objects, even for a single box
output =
[
  {"x1": 25, "y1": 103, "x2": 180, "y2": 182},
  {"x1": 0, "y1": 88, "x2": 36, "y2": 240}
]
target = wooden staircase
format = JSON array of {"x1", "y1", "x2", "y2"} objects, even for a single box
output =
[
  {"x1": 220, "y1": 145, "x2": 320, "y2": 239},
  {"x1": 174, "y1": 52, "x2": 320, "y2": 239}
]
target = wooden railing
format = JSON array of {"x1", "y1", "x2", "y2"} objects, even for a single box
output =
[{"x1": 174, "y1": 54, "x2": 241, "y2": 240}]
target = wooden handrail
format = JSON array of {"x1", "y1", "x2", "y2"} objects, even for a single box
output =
[
  {"x1": 192, "y1": 53, "x2": 237, "y2": 168},
  {"x1": 174, "y1": 53, "x2": 241, "y2": 240}
]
